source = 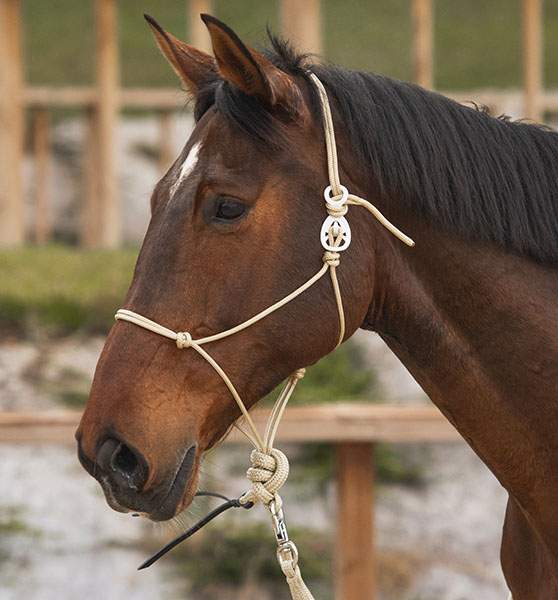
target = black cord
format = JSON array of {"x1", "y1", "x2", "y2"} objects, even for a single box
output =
[
  {"x1": 194, "y1": 490, "x2": 231, "y2": 503},
  {"x1": 137, "y1": 492, "x2": 253, "y2": 570}
]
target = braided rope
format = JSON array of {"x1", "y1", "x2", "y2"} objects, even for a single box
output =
[{"x1": 281, "y1": 561, "x2": 315, "y2": 600}]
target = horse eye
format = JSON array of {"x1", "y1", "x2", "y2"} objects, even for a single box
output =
[{"x1": 215, "y1": 201, "x2": 246, "y2": 221}]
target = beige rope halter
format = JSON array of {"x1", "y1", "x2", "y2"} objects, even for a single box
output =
[{"x1": 115, "y1": 73, "x2": 414, "y2": 600}]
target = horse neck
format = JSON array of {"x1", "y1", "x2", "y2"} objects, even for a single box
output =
[{"x1": 367, "y1": 216, "x2": 558, "y2": 542}]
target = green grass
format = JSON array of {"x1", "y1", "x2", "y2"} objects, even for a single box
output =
[
  {"x1": 0, "y1": 506, "x2": 40, "y2": 542},
  {"x1": 0, "y1": 245, "x2": 137, "y2": 338},
  {"x1": 0, "y1": 506, "x2": 42, "y2": 568},
  {"x1": 21, "y1": 0, "x2": 558, "y2": 90},
  {"x1": 30, "y1": 365, "x2": 92, "y2": 408},
  {"x1": 0, "y1": 512, "x2": 32, "y2": 536},
  {"x1": 288, "y1": 341, "x2": 377, "y2": 405},
  {"x1": 289, "y1": 441, "x2": 428, "y2": 491}
]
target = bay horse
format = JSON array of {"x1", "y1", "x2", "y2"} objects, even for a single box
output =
[{"x1": 76, "y1": 14, "x2": 558, "y2": 599}]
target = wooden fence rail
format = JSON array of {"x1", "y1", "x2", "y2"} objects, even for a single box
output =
[
  {"x1": 0, "y1": 0, "x2": 549, "y2": 248},
  {"x1": 0, "y1": 405, "x2": 461, "y2": 600}
]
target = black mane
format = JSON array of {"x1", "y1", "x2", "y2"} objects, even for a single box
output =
[{"x1": 196, "y1": 37, "x2": 558, "y2": 265}]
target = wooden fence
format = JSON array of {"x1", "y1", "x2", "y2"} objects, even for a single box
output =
[
  {"x1": 0, "y1": 404, "x2": 462, "y2": 600},
  {"x1": 0, "y1": 0, "x2": 548, "y2": 247}
]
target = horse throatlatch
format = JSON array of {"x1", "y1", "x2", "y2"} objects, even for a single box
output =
[{"x1": 115, "y1": 73, "x2": 414, "y2": 600}]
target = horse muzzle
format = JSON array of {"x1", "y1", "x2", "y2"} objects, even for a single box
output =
[{"x1": 76, "y1": 432, "x2": 198, "y2": 521}]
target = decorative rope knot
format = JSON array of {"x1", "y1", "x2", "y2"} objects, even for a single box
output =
[
  {"x1": 293, "y1": 368, "x2": 306, "y2": 380},
  {"x1": 323, "y1": 250, "x2": 340, "y2": 267},
  {"x1": 175, "y1": 331, "x2": 192, "y2": 349},
  {"x1": 241, "y1": 448, "x2": 290, "y2": 509},
  {"x1": 325, "y1": 201, "x2": 348, "y2": 219}
]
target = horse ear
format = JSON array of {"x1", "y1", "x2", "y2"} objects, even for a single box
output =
[
  {"x1": 200, "y1": 14, "x2": 303, "y2": 114},
  {"x1": 144, "y1": 14, "x2": 215, "y2": 94}
]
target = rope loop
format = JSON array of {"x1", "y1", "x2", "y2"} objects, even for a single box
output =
[
  {"x1": 324, "y1": 184, "x2": 349, "y2": 218},
  {"x1": 323, "y1": 250, "x2": 340, "y2": 267},
  {"x1": 176, "y1": 331, "x2": 192, "y2": 349},
  {"x1": 241, "y1": 448, "x2": 290, "y2": 509}
]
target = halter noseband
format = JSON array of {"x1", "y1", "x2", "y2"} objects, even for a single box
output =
[{"x1": 115, "y1": 73, "x2": 414, "y2": 599}]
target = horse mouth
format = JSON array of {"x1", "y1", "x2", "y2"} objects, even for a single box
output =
[
  {"x1": 148, "y1": 445, "x2": 199, "y2": 521},
  {"x1": 80, "y1": 443, "x2": 199, "y2": 521}
]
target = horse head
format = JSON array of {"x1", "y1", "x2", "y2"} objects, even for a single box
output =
[{"x1": 75, "y1": 15, "x2": 380, "y2": 521}]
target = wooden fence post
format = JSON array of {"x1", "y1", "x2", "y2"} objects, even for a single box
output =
[
  {"x1": 411, "y1": 0, "x2": 434, "y2": 89},
  {"x1": 82, "y1": 107, "x2": 100, "y2": 248},
  {"x1": 336, "y1": 442, "x2": 375, "y2": 600},
  {"x1": 158, "y1": 109, "x2": 174, "y2": 175},
  {"x1": 0, "y1": 0, "x2": 25, "y2": 245},
  {"x1": 280, "y1": 0, "x2": 322, "y2": 55},
  {"x1": 522, "y1": 0, "x2": 543, "y2": 121},
  {"x1": 188, "y1": 0, "x2": 213, "y2": 53},
  {"x1": 33, "y1": 107, "x2": 51, "y2": 244},
  {"x1": 96, "y1": 0, "x2": 120, "y2": 247}
]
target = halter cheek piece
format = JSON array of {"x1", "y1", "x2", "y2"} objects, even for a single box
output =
[{"x1": 115, "y1": 73, "x2": 414, "y2": 599}]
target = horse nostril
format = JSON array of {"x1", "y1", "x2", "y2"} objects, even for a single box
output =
[
  {"x1": 113, "y1": 443, "x2": 138, "y2": 475},
  {"x1": 97, "y1": 437, "x2": 148, "y2": 491}
]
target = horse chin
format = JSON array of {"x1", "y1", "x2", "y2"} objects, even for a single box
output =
[
  {"x1": 166, "y1": 479, "x2": 199, "y2": 521},
  {"x1": 149, "y1": 468, "x2": 199, "y2": 522}
]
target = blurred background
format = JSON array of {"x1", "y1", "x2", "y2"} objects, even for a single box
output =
[{"x1": 1, "y1": 0, "x2": 551, "y2": 598}]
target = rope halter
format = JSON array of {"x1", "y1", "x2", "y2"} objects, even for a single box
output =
[{"x1": 114, "y1": 73, "x2": 414, "y2": 600}]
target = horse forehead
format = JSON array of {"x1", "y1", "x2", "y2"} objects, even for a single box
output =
[
  {"x1": 169, "y1": 141, "x2": 202, "y2": 199},
  {"x1": 171, "y1": 111, "x2": 312, "y2": 196}
]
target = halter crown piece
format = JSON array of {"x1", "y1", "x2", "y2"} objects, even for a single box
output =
[{"x1": 115, "y1": 73, "x2": 414, "y2": 600}]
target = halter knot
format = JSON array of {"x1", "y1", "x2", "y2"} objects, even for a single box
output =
[
  {"x1": 293, "y1": 368, "x2": 306, "y2": 380},
  {"x1": 241, "y1": 448, "x2": 290, "y2": 510},
  {"x1": 323, "y1": 250, "x2": 340, "y2": 267},
  {"x1": 176, "y1": 331, "x2": 192, "y2": 349},
  {"x1": 326, "y1": 201, "x2": 348, "y2": 219}
]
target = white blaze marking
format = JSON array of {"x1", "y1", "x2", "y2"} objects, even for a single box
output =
[{"x1": 169, "y1": 141, "x2": 201, "y2": 200}]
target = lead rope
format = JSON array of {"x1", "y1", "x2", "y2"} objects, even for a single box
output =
[{"x1": 115, "y1": 73, "x2": 415, "y2": 600}]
